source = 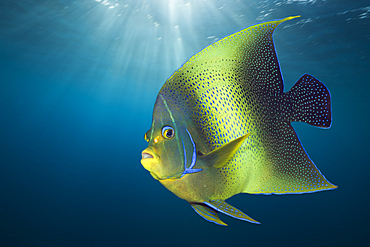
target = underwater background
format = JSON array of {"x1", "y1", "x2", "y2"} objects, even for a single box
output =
[{"x1": 0, "y1": 0, "x2": 369, "y2": 246}]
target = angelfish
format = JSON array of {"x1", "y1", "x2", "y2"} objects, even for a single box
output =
[{"x1": 141, "y1": 16, "x2": 337, "y2": 226}]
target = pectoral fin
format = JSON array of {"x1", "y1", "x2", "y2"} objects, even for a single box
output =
[
  {"x1": 190, "y1": 203, "x2": 227, "y2": 226},
  {"x1": 200, "y1": 133, "x2": 250, "y2": 168},
  {"x1": 204, "y1": 199, "x2": 260, "y2": 224}
]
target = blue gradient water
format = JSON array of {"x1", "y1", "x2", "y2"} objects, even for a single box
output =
[{"x1": 1, "y1": 1, "x2": 369, "y2": 246}]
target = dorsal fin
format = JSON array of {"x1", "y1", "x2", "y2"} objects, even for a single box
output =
[
  {"x1": 199, "y1": 133, "x2": 249, "y2": 168},
  {"x1": 177, "y1": 16, "x2": 301, "y2": 95},
  {"x1": 159, "y1": 16, "x2": 301, "y2": 151}
]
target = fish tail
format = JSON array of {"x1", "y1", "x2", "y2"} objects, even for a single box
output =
[{"x1": 284, "y1": 74, "x2": 332, "y2": 128}]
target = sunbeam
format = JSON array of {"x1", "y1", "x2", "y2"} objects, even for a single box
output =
[{"x1": 1, "y1": 0, "x2": 370, "y2": 246}]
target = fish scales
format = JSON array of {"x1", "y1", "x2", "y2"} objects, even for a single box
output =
[
  {"x1": 159, "y1": 19, "x2": 298, "y2": 196},
  {"x1": 141, "y1": 16, "x2": 337, "y2": 226}
]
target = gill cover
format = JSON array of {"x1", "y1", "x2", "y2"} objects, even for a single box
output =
[{"x1": 143, "y1": 95, "x2": 202, "y2": 180}]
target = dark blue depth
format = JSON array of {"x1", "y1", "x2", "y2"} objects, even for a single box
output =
[{"x1": 1, "y1": 1, "x2": 369, "y2": 246}]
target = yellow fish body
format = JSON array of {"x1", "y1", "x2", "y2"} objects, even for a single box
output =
[{"x1": 141, "y1": 16, "x2": 337, "y2": 226}]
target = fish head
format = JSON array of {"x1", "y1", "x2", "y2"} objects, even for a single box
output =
[{"x1": 141, "y1": 95, "x2": 199, "y2": 180}]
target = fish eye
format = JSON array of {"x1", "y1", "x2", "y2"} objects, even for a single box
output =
[{"x1": 162, "y1": 126, "x2": 175, "y2": 139}]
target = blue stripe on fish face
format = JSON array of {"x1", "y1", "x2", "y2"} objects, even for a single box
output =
[{"x1": 181, "y1": 128, "x2": 202, "y2": 177}]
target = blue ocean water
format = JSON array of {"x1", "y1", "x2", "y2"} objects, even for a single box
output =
[{"x1": 1, "y1": 0, "x2": 369, "y2": 246}]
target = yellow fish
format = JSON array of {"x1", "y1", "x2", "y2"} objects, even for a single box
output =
[{"x1": 141, "y1": 16, "x2": 337, "y2": 226}]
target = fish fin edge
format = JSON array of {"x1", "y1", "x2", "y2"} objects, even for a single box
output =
[
  {"x1": 190, "y1": 203, "x2": 228, "y2": 226},
  {"x1": 204, "y1": 199, "x2": 260, "y2": 224},
  {"x1": 246, "y1": 184, "x2": 338, "y2": 195}
]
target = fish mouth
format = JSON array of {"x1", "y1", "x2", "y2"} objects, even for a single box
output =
[
  {"x1": 141, "y1": 148, "x2": 156, "y2": 161},
  {"x1": 141, "y1": 148, "x2": 158, "y2": 172},
  {"x1": 140, "y1": 148, "x2": 182, "y2": 181},
  {"x1": 142, "y1": 152, "x2": 154, "y2": 159}
]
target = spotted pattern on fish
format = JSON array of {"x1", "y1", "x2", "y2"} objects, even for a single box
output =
[
  {"x1": 158, "y1": 17, "x2": 336, "y2": 197},
  {"x1": 141, "y1": 16, "x2": 337, "y2": 226},
  {"x1": 286, "y1": 75, "x2": 332, "y2": 127}
]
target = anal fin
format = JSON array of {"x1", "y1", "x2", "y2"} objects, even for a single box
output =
[
  {"x1": 204, "y1": 200, "x2": 260, "y2": 224},
  {"x1": 190, "y1": 203, "x2": 227, "y2": 226}
]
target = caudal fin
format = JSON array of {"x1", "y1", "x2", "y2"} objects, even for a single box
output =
[{"x1": 285, "y1": 74, "x2": 332, "y2": 128}]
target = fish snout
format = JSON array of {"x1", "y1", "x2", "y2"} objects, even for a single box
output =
[
  {"x1": 141, "y1": 148, "x2": 159, "y2": 171},
  {"x1": 142, "y1": 152, "x2": 154, "y2": 159}
]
